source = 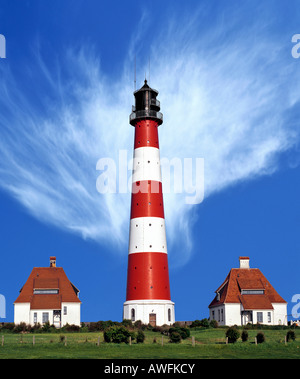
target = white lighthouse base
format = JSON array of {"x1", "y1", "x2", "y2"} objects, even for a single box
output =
[{"x1": 123, "y1": 300, "x2": 175, "y2": 326}]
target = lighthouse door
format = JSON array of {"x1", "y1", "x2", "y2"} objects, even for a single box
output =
[{"x1": 149, "y1": 313, "x2": 156, "y2": 327}]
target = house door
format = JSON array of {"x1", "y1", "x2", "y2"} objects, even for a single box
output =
[
  {"x1": 149, "y1": 313, "x2": 156, "y2": 327},
  {"x1": 53, "y1": 310, "x2": 61, "y2": 328}
]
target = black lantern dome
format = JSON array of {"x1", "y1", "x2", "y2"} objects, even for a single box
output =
[{"x1": 129, "y1": 80, "x2": 163, "y2": 126}]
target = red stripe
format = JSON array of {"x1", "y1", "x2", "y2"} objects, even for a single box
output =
[
  {"x1": 130, "y1": 181, "x2": 164, "y2": 219},
  {"x1": 134, "y1": 119, "x2": 159, "y2": 149},
  {"x1": 126, "y1": 252, "x2": 171, "y2": 301}
]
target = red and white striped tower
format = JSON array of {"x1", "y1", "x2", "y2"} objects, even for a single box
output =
[{"x1": 123, "y1": 80, "x2": 175, "y2": 326}]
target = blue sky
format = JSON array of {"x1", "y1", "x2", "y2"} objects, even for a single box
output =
[{"x1": 0, "y1": 0, "x2": 300, "y2": 323}]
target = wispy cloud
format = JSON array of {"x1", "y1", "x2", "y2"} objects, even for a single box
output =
[{"x1": 0, "y1": 7, "x2": 299, "y2": 267}]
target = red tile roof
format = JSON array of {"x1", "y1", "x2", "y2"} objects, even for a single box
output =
[
  {"x1": 14, "y1": 266, "x2": 81, "y2": 310},
  {"x1": 209, "y1": 267, "x2": 286, "y2": 309},
  {"x1": 240, "y1": 294, "x2": 273, "y2": 310}
]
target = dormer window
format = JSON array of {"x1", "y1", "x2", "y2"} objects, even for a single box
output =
[
  {"x1": 33, "y1": 289, "x2": 59, "y2": 294},
  {"x1": 241, "y1": 289, "x2": 264, "y2": 295}
]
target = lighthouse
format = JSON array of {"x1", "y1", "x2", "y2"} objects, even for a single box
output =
[{"x1": 123, "y1": 79, "x2": 175, "y2": 326}]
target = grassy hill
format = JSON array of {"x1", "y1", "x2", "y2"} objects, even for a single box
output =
[{"x1": 0, "y1": 326, "x2": 299, "y2": 359}]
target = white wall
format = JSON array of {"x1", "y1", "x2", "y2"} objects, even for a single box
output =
[
  {"x1": 123, "y1": 300, "x2": 175, "y2": 326},
  {"x1": 272, "y1": 303, "x2": 288, "y2": 325},
  {"x1": 14, "y1": 303, "x2": 81, "y2": 327},
  {"x1": 224, "y1": 304, "x2": 242, "y2": 326},
  {"x1": 209, "y1": 303, "x2": 288, "y2": 326},
  {"x1": 14, "y1": 303, "x2": 30, "y2": 325},
  {"x1": 61, "y1": 302, "x2": 81, "y2": 326}
]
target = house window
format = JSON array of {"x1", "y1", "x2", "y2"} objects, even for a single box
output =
[
  {"x1": 42, "y1": 312, "x2": 49, "y2": 324},
  {"x1": 241, "y1": 290, "x2": 264, "y2": 295},
  {"x1": 212, "y1": 310, "x2": 215, "y2": 320},
  {"x1": 33, "y1": 312, "x2": 37, "y2": 324},
  {"x1": 221, "y1": 309, "x2": 224, "y2": 322},
  {"x1": 218, "y1": 309, "x2": 220, "y2": 322},
  {"x1": 131, "y1": 308, "x2": 135, "y2": 322},
  {"x1": 34, "y1": 289, "x2": 59, "y2": 294},
  {"x1": 268, "y1": 312, "x2": 271, "y2": 323},
  {"x1": 63, "y1": 306, "x2": 67, "y2": 316},
  {"x1": 257, "y1": 312, "x2": 263, "y2": 323}
]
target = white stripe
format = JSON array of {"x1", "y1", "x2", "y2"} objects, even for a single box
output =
[
  {"x1": 132, "y1": 147, "x2": 162, "y2": 183},
  {"x1": 129, "y1": 217, "x2": 167, "y2": 254}
]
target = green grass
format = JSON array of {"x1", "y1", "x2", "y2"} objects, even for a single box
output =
[{"x1": 0, "y1": 328, "x2": 299, "y2": 359}]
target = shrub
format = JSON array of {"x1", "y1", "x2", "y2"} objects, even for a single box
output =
[
  {"x1": 190, "y1": 319, "x2": 210, "y2": 328},
  {"x1": 169, "y1": 331, "x2": 181, "y2": 343},
  {"x1": 160, "y1": 325, "x2": 171, "y2": 335},
  {"x1": 168, "y1": 327, "x2": 190, "y2": 340},
  {"x1": 103, "y1": 326, "x2": 135, "y2": 344},
  {"x1": 286, "y1": 330, "x2": 296, "y2": 342},
  {"x1": 209, "y1": 320, "x2": 219, "y2": 328},
  {"x1": 0, "y1": 323, "x2": 15, "y2": 332},
  {"x1": 256, "y1": 332, "x2": 265, "y2": 344},
  {"x1": 178, "y1": 327, "x2": 190, "y2": 339},
  {"x1": 42, "y1": 321, "x2": 51, "y2": 332},
  {"x1": 31, "y1": 323, "x2": 42, "y2": 332},
  {"x1": 62, "y1": 324, "x2": 80, "y2": 332},
  {"x1": 136, "y1": 330, "x2": 145, "y2": 343},
  {"x1": 241, "y1": 330, "x2": 248, "y2": 342},
  {"x1": 89, "y1": 320, "x2": 117, "y2": 332},
  {"x1": 122, "y1": 319, "x2": 133, "y2": 328},
  {"x1": 133, "y1": 320, "x2": 143, "y2": 329},
  {"x1": 13, "y1": 322, "x2": 29, "y2": 333},
  {"x1": 226, "y1": 327, "x2": 240, "y2": 343}
]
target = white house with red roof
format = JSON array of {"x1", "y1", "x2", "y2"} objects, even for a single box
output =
[
  {"x1": 208, "y1": 257, "x2": 287, "y2": 326},
  {"x1": 14, "y1": 257, "x2": 81, "y2": 327}
]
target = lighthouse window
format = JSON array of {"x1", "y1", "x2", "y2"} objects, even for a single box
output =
[
  {"x1": 149, "y1": 245, "x2": 152, "y2": 248},
  {"x1": 131, "y1": 309, "x2": 135, "y2": 322},
  {"x1": 168, "y1": 309, "x2": 171, "y2": 322},
  {"x1": 147, "y1": 140, "x2": 150, "y2": 143},
  {"x1": 149, "y1": 223, "x2": 152, "y2": 226},
  {"x1": 148, "y1": 160, "x2": 150, "y2": 163}
]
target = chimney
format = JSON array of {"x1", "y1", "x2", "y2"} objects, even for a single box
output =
[
  {"x1": 239, "y1": 256, "x2": 250, "y2": 269},
  {"x1": 50, "y1": 256, "x2": 56, "y2": 267}
]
